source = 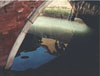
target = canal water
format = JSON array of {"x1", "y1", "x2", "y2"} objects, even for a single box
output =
[
  {"x1": 11, "y1": 46, "x2": 56, "y2": 71},
  {"x1": 11, "y1": 16, "x2": 91, "y2": 71},
  {"x1": 2, "y1": 16, "x2": 98, "y2": 76},
  {"x1": 11, "y1": 16, "x2": 89, "y2": 71},
  {"x1": 29, "y1": 16, "x2": 90, "y2": 43}
]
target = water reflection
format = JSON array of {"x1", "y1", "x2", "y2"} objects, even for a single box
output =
[
  {"x1": 11, "y1": 33, "x2": 67, "y2": 71},
  {"x1": 10, "y1": 16, "x2": 90, "y2": 71},
  {"x1": 11, "y1": 46, "x2": 56, "y2": 71}
]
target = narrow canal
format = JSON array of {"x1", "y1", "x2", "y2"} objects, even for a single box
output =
[
  {"x1": 1, "y1": 16, "x2": 97, "y2": 76},
  {"x1": 11, "y1": 16, "x2": 90, "y2": 71}
]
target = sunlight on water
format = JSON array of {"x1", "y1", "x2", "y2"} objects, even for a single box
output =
[
  {"x1": 30, "y1": 16, "x2": 90, "y2": 34},
  {"x1": 29, "y1": 16, "x2": 91, "y2": 43}
]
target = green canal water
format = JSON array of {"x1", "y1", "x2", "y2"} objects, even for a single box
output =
[{"x1": 29, "y1": 16, "x2": 91, "y2": 43}]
